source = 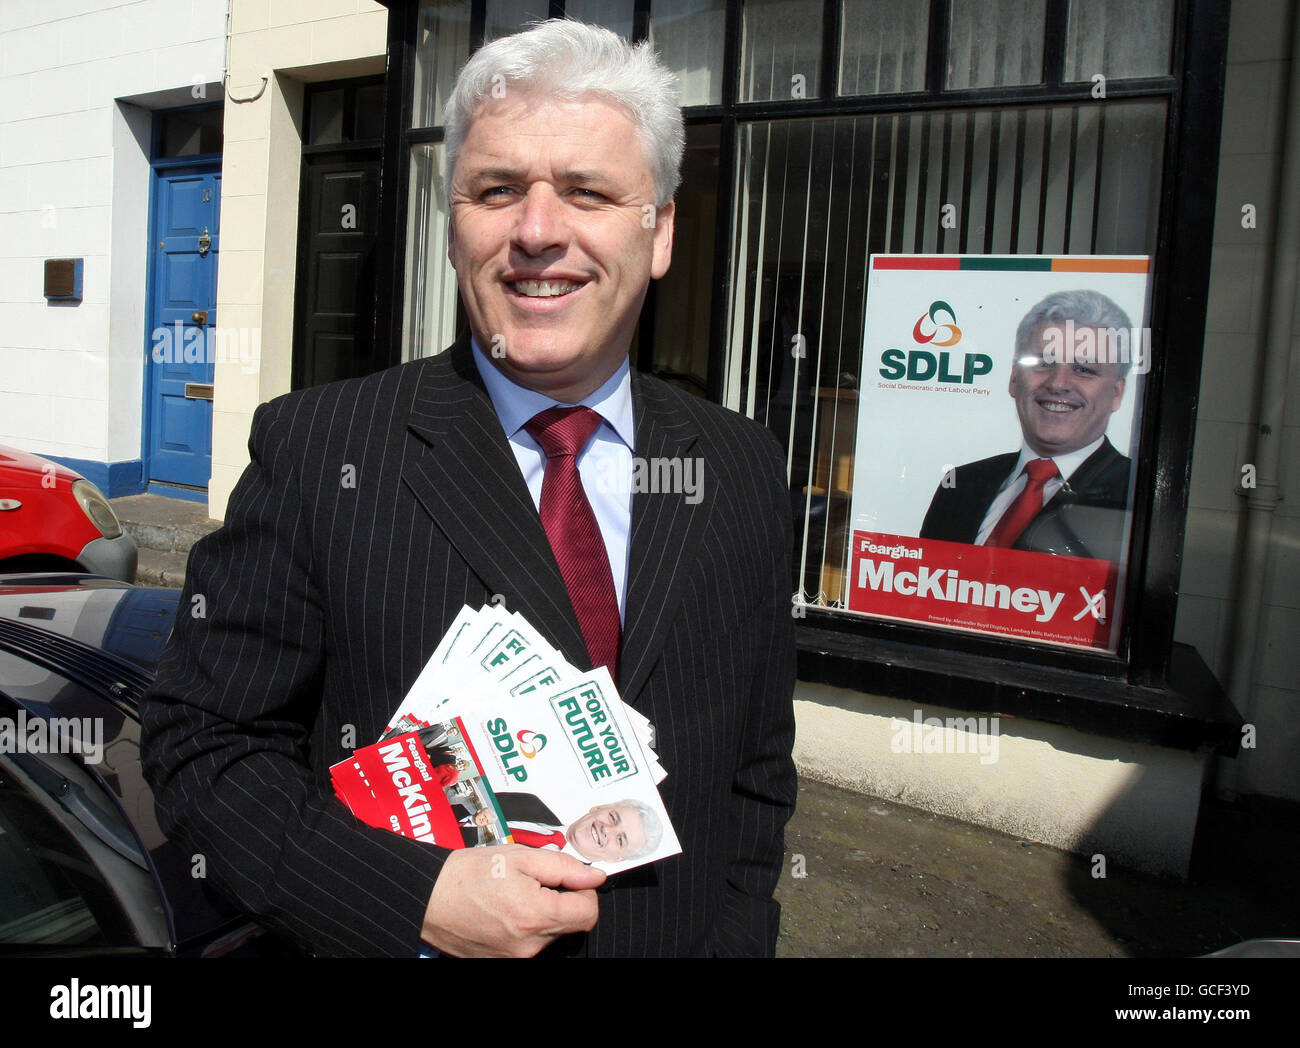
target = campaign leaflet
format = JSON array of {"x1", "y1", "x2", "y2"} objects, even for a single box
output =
[
  {"x1": 329, "y1": 605, "x2": 676, "y2": 875},
  {"x1": 845, "y1": 255, "x2": 1151, "y2": 652},
  {"x1": 383, "y1": 603, "x2": 664, "y2": 782},
  {"x1": 330, "y1": 666, "x2": 680, "y2": 875}
]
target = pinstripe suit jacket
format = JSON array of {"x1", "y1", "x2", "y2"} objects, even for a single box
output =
[{"x1": 140, "y1": 337, "x2": 797, "y2": 957}]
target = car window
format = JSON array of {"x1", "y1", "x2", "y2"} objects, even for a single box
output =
[
  {"x1": 0, "y1": 761, "x2": 124, "y2": 945},
  {"x1": 0, "y1": 754, "x2": 165, "y2": 950}
]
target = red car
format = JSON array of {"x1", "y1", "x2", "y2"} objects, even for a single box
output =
[{"x1": 0, "y1": 445, "x2": 136, "y2": 582}]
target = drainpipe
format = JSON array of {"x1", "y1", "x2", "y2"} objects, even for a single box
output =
[
  {"x1": 1222, "y1": 8, "x2": 1300, "y2": 798},
  {"x1": 223, "y1": 0, "x2": 268, "y2": 104}
]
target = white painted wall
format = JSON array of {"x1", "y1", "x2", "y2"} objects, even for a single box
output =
[
  {"x1": 0, "y1": 0, "x2": 225, "y2": 472},
  {"x1": 792, "y1": 682, "x2": 1206, "y2": 877}
]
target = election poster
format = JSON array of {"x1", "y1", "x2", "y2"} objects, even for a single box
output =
[{"x1": 845, "y1": 255, "x2": 1152, "y2": 652}]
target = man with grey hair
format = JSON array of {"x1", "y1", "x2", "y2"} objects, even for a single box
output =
[
  {"x1": 142, "y1": 19, "x2": 795, "y2": 959},
  {"x1": 919, "y1": 289, "x2": 1136, "y2": 561}
]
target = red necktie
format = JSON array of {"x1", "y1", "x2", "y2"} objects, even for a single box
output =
[
  {"x1": 524, "y1": 406, "x2": 621, "y2": 678},
  {"x1": 985, "y1": 458, "x2": 1059, "y2": 548},
  {"x1": 509, "y1": 827, "x2": 566, "y2": 849}
]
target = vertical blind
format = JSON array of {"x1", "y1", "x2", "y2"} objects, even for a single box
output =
[{"x1": 725, "y1": 100, "x2": 1167, "y2": 606}]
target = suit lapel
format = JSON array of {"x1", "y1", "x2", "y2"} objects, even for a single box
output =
[
  {"x1": 619, "y1": 373, "x2": 713, "y2": 705},
  {"x1": 400, "y1": 337, "x2": 588, "y2": 668},
  {"x1": 400, "y1": 343, "x2": 714, "y2": 702},
  {"x1": 958, "y1": 455, "x2": 1017, "y2": 542},
  {"x1": 1044, "y1": 437, "x2": 1122, "y2": 509}
]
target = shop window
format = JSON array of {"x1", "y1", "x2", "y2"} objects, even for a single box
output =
[
  {"x1": 839, "y1": 0, "x2": 930, "y2": 97},
  {"x1": 650, "y1": 0, "x2": 727, "y2": 106},
  {"x1": 645, "y1": 123, "x2": 721, "y2": 394},
  {"x1": 725, "y1": 100, "x2": 1166, "y2": 648},
  {"x1": 946, "y1": 0, "x2": 1047, "y2": 89},
  {"x1": 566, "y1": 0, "x2": 636, "y2": 39},
  {"x1": 740, "y1": 0, "x2": 824, "y2": 102},
  {"x1": 1064, "y1": 0, "x2": 1175, "y2": 82},
  {"x1": 403, "y1": 142, "x2": 460, "y2": 360},
  {"x1": 485, "y1": 1, "x2": 552, "y2": 41},
  {"x1": 385, "y1": 0, "x2": 1227, "y2": 714},
  {"x1": 413, "y1": 0, "x2": 473, "y2": 128}
]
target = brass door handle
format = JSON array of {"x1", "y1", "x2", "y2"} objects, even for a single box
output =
[{"x1": 191, "y1": 310, "x2": 208, "y2": 325}]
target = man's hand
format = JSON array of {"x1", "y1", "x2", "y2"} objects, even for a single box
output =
[{"x1": 421, "y1": 845, "x2": 606, "y2": 957}]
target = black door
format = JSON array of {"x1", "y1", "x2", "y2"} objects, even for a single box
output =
[
  {"x1": 293, "y1": 79, "x2": 385, "y2": 389},
  {"x1": 293, "y1": 155, "x2": 381, "y2": 388}
]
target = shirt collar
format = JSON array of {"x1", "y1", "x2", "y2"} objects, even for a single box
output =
[
  {"x1": 470, "y1": 338, "x2": 635, "y2": 450},
  {"x1": 1013, "y1": 434, "x2": 1106, "y2": 483}
]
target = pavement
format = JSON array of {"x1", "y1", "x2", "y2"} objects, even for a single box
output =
[
  {"x1": 110, "y1": 493, "x2": 218, "y2": 587},
  {"x1": 775, "y1": 777, "x2": 1300, "y2": 957}
]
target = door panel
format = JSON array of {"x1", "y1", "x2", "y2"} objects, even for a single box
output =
[
  {"x1": 147, "y1": 167, "x2": 220, "y2": 488},
  {"x1": 293, "y1": 155, "x2": 380, "y2": 388}
]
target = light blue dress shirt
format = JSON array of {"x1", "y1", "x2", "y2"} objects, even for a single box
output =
[{"x1": 470, "y1": 339, "x2": 634, "y2": 622}]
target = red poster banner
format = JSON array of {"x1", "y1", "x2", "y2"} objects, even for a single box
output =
[{"x1": 849, "y1": 530, "x2": 1120, "y2": 649}]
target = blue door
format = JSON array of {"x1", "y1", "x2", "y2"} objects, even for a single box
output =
[{"x1": 145, "y1": 165, "x2": 221, "y2": 489}]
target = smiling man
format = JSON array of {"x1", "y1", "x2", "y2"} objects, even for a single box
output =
[
  {"x1": 919, "y1": 290, "x2": 1136, "y2": 562},
  {"x1": 566, "y1": 801, "x2": 660, "y2": 863},
  {"x1": 485, "y1": 796, "x2": 663, "y2": 864},
  {"x1": 446, "y1": 93, "x2": 674, "y2": 402},
  {"x1": 141, "y1": 20, "x2": 796, "y2": 959}
]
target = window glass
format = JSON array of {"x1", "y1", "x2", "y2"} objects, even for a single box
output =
[
  {"x1": 650, "y1": 0, "x2": 726, "y2": 107},
  {"x1": 354, "y1": 83, "x2": 386, "y2": 140},
  {"x1": 0, "y1": 761, "x2": 126, "y2": 946},
  {"x1": 946, "y1": 0, "x2": 1046, "y2": 89},
  {"x1": 485, "y1": 0, "x2": 552, "y2": 41},
  {"x1": 839, "y1": 0, "x2": 930, "y2": 96},
  {"x1": 565, "y1": 0, "x2": 635, "y2": 39},
  {"x1": 403, "y1": 143, "x2": 460, "y2": 361},
  {"x1": 309, "y1": 89, "x2": 345, "y2": 146},
  {"x1": 646, "y1": 123, "x2": 720, "y2": 395},
  {"x1": 725, "y1": 101, "x2": 1166, "y2": 634},
  {"x1": 740, "y1": 0, "x2": 824, "y2": 102},
  {"x1": 158, "y1": 108, "x2": 223, "y2": 158},
  {"x1": 1064, "y1": 0, "x2": 1174, "y2": 82},
  {"x1": 413, "y1": 0, "x2": 472, "y2": 128}
]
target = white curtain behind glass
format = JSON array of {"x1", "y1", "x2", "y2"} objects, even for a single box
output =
[{"x1": 403, "y1": 144, "x2": 460, "y2": 360}]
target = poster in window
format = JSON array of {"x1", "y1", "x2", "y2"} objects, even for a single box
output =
[{"x1": 845, "y1": 255, "x2": 1151, "y2": 652}]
